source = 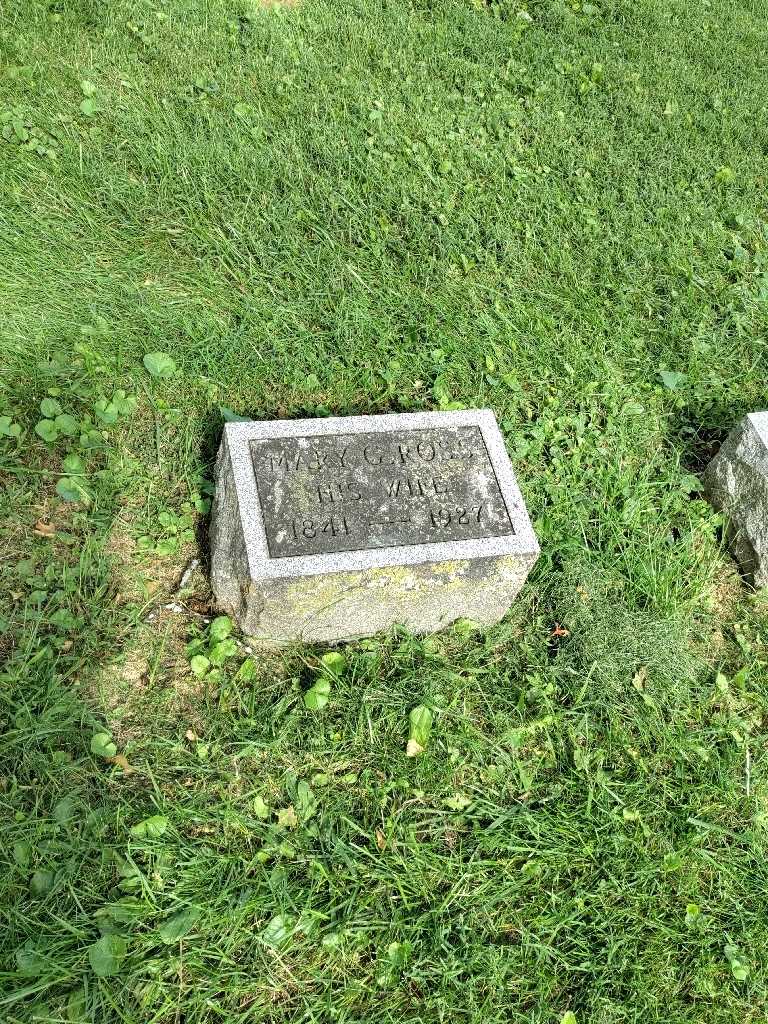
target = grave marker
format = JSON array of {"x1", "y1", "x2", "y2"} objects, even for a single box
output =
[
  {"x1": 210, "y1": 410, "x2": 539, "y2": 642},
  {"x1": 705, "y1": 411, "x2": 768, "y2": 587}
]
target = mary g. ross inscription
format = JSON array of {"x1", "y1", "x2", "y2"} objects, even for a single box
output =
[{"x1": 251, "y1": 425, "x2": 515, "y2": 557}]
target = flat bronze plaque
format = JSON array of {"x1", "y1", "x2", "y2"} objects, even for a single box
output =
[{"x1": 250, "y1": 425, "x2": 514, "y2": 557}]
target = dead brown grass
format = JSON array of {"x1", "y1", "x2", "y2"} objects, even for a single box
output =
[
  {"x1": 106, "y1": 520, "x2": 192, "y2": 609},
  {"x1": 702, "y1": 560, "x2": 745, "y2": 661}
]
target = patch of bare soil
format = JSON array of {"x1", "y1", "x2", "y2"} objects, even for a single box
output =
[
  {"x1": 701, "y1": 561, "x2": 744, "y2": 661},
  {"x1": 92, "y1": 511, "x2": 290, "y2": 749},
  {"x1": 91, "y1": 514, "x2": 215, "y2": 731},
  {"x1": 106, "y1": 520, "x2": 202, "y2": 610}
]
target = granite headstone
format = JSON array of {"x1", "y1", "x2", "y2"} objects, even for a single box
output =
[
  {"x1": 210, "y1": 409, "x2": 539, "y2": 642},
  {"x1": 704, "y1": 411, "x2": 768, "y2": 587}
]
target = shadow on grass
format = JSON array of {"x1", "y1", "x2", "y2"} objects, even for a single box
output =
[{"x1": 671, "y1": 399, "x2": 738, "y2": 473}]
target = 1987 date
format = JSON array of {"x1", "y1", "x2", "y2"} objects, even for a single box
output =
[
  {"x1": 291, "y1": 516, "x2": 350, "y2": 540},
  {"x1": 429, "y1": 505, "x2": 483, "y2": 528}
]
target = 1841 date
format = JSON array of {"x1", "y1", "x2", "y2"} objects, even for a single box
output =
[{"x1": 291, "y1": 516, "x2": 350, "y2": 541}]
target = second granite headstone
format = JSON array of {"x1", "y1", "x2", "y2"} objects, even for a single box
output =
[{"x1": 704, "y1": 411, "x2": 768, "y2": 587}]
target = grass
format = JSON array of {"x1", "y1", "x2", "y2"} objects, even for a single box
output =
[{"x1": 1, "y1": 0, "x2": 768, "y2": 1020}]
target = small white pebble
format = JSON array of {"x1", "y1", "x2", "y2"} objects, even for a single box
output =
[{"x1": 177, "y1": 558, "x2": 200, "y2": 590}]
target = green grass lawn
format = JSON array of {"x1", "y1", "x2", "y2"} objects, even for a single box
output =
[{"x1": 2, "y1": 0, "x2": 768, "y2": 1020}]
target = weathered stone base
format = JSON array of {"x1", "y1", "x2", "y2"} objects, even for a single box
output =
[
  {"x1": 704, "y1": 411, "x2": 768, "y2": 587},
  {"x1": 214, "y1": 554, "x2": 535, "y2": 644}
]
